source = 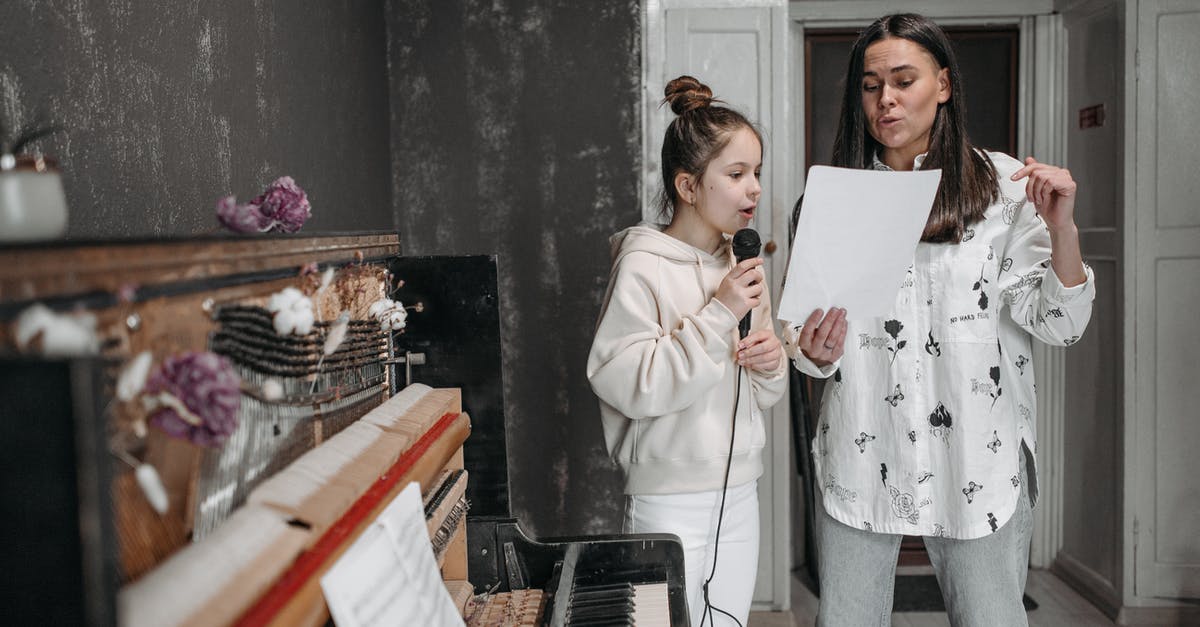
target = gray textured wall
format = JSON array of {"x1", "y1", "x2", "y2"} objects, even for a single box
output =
[
  {"x1": 387, "y1": 1, "x2": 641, "y2": 536},
  {"x1": 0, "y1": 1, "x2": 393, "y2": 238}
]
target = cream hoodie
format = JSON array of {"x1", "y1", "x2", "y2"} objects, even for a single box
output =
[{"x1": 587, "y1": 223, "x2": 788, "y2": 495}]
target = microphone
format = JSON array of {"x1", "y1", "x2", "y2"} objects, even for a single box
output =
[{"x1": 731, "y1": 228, "x2": 761, "y2": 339}]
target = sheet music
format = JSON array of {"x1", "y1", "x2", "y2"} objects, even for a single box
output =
[
  {"x1": 779, "y1": 165, "x2": 942, "y2": 322},
  {"x1": 321, "y1": 482, "x2": 464, "y2": 627}
]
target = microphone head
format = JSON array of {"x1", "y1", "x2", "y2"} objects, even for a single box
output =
[{"x1": 731, "y1": 228, "x2": 761, "y2": 261}]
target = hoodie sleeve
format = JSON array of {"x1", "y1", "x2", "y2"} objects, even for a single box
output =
[
  {"x1": 587, "y1": 253, "x2": 740, "y2": 420},
  {"x1": 780, "y1": 320, "x2": 841, "y2": 379},
  {"x1": 747, "y1": 284, "x2": 788, "y2": 409}
]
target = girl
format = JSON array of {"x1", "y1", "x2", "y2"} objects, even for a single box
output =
[
  {"x1": 587, "y1": 76, "x2": 787, "y2": 626},
  {"x1": 784, "y1": 14, "x2": 1095, "y2": 626}
]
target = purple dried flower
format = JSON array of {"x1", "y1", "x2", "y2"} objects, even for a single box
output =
[
  {"x1": 145, "y1": 351, "x2": 241, "y2": 447},
  {"x1": 251, "y1": 176, "x2": 311, "y2": 233},
  {"x1": 216, "y1": 176, "x2": 311, "y2": 234},
  {"x1": 216, "y1": 195, "x2": 271, "y2": 233}
]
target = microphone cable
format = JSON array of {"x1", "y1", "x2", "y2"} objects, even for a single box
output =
[
  {"x1": 702, "y1": 228, "x2": 758, "y2": 627},
  {"x1": 699, "y1": 362, "x2": 746, "y2": 627}
]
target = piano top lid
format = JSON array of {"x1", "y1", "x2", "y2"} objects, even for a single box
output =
[{"x1": 0, "y1": 231, "x2": 401, "y2": 317}]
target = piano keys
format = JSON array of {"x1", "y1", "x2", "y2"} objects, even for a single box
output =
[{"x1": 466, "y1": 518, "x2": 688, "y2": 626}]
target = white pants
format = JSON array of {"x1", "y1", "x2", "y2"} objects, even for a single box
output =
[{"x1": 624, "y1": 480, "x2": 760, "y2": 627}]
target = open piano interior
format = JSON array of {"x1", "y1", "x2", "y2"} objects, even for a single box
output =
[{"x1": 0, "y1": 233, "x2": 689, "y2": 626}]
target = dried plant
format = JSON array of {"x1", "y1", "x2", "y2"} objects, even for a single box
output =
[{"x1": 0, "y1": 110, "x2": 61, "y2": 156}]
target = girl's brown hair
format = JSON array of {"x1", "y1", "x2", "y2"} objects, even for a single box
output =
[
  {"x1": 659, "y1": 76, "x2": 762, "y2": 219},
  {"x1": 832, "y1": 13, "x2": 998, "y2": 243}
]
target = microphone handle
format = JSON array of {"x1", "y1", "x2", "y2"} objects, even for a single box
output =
[{"x1": 739, "y1": 312, "x2": 751, "y2": 339}]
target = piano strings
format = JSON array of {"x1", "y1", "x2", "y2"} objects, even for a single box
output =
[
  {"x1": 196, "y1": 302, "x2": 390, "y2": 539},
  {"x1": 118, "y1": 384, "x2": 468, "y2": 626}
]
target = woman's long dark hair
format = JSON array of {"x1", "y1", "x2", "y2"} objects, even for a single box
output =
[{"x1": 831, "y1": 13, "x2": 998, "y2": 243}]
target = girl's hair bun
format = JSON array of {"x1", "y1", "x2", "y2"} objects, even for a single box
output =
[{"x1": 663, "y1": 75, "x2": 714, "y2": 115}]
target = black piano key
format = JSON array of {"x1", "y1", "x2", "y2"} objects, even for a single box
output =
[
  {"x1": 566, "y1": 617, "x2": 634, "y2": 627},
  {"x1": 568, "y1": 598, "x2": 638, "y2": 614},
  {"x1": 570, "y1": 597, "x2": 634, "y2": 612},
  {"x1": 571, "y1": 587, "x2": 634, "y2": 603},
  {"x1": 570, "y1": 596, "x2": 634, "y2": 612},
  {"x1": 572, "y1": 582, "x2": 635, "y2": 594}
]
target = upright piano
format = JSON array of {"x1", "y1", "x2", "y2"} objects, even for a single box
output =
[{"x1": 0, "y1": 232, "x2": 688, "y2": 626}]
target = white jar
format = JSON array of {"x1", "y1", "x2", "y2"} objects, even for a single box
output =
[{"x1": 0, "y1": 154, "x2": 68, "y2": 241}]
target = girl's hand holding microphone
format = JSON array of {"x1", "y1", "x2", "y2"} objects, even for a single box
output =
[{"x1": 716, "y1": 258, "x2": 783, "y2": 372}]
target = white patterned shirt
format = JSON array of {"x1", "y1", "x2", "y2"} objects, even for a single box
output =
[{"x1": 783, "y1": 151, "x2": 1095, "y2": 539}]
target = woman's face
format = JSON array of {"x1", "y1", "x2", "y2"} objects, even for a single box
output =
[
  {"x1": 860, "y1": 37, "x2": 950, "y2": 166},
  {"x1": 692, "y1": 126, "x2": 762, "y2": 235}
]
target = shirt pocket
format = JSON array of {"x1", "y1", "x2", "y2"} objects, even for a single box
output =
[{"x1": 933, "y1": 247, "x2": 1000, "y2": 343}]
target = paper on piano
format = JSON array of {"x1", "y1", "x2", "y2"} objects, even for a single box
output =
[
  {"x1": 320, "y1": 481, "x2": 465, "y2": 627},
  {"x1": 779, "y1": 165, "x2": 942, "y2": 323}
]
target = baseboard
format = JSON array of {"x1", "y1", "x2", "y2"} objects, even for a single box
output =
[
  {"x1": 1115, "y1": 605, "x2": 1200, "y2": 626},
  {"x1": 1052, "y1": 552, "x2": 1122, "y2": 618},
  {"x1": 1054, "y1": 552, "x2": 1200, "y2": 626}
]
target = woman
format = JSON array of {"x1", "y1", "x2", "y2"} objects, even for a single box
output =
[
  {"x1": 784, "y1": 14, "x2": 1095, "y2": 626},
  {"x1": 588, "y1": 75, "x2": 786, "y2": 626}
]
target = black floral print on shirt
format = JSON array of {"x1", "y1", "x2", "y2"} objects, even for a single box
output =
[
  {"x1": 884, "y1": 319, "x2": 906, "y2": 364},
  {"x1": 988, "y1": 366, "x2": 1002, "y2": 409},
  {"x1": 972, "y1": 262, "x2": 990, "y2": 311},
  {"x1": 888, "y1": 483, "x2": 931, "y2": 524}
]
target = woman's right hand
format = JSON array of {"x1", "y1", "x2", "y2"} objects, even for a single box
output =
[
  {"x1": 715, "y1": 258, "x2": 765, "y2": 321},
  {"x1": 796, "y1": 308, "x2": 848, "y2": 367}
]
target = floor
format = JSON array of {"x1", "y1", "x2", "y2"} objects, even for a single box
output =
[{"x1": 746, "y1": 568, "x2": 1117, "y2": 627}]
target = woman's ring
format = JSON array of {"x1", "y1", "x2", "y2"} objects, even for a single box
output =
[{"x1": 823, "y1": 342, "x2": 835, "y2": 349}]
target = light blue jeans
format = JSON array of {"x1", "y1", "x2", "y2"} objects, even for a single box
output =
[
  {"x1": 625, "y1": 480, "x2": 760, "y2": 627},
  {"x1": 815, "y1": 445, "x2": 1034, "y2": 627}
]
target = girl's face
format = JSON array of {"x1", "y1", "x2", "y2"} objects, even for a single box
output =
[
  {"x1": 691, "y1": 126, "x2": 762, "y2": 236},
  {"x1": 861, "y1": 37, "x2": 950, "y2": 167}
]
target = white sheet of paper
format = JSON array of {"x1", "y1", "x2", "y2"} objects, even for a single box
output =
[
  {"x1": 320, "y1": 481, "x2": 464, "y2": 627},
  {"x1": 779, "y1": 165, "x2": 942, "y2": 323}
]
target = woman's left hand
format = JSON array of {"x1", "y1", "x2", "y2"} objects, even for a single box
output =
[
  {"x1": 1011, "y1": 157, "x2": 1077, "y2": 232},
  {"x1": 737, "y1": 329, "x2": 783, "y2": 372}
]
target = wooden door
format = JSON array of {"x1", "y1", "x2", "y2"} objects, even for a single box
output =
[{"x1": 1131, "y1": 0, "x2": 1200, "y2": 599}]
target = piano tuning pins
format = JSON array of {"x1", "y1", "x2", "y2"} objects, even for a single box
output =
[
  {"x1": 201, "y1": 298, "x2": 215, "y2": 316},
  {"x1": 125, "y1": 312, "x2": 142, "y2": 332}
]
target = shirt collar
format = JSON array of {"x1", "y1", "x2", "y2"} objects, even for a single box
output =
[{"x1": 871, "y1": 151, "x2": 928, "y2": 171}]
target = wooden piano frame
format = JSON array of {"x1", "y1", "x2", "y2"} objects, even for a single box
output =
[{"x1": 0, "y1": 232, "x2": 689, "y2": 626}]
